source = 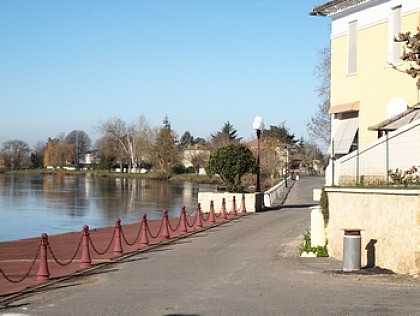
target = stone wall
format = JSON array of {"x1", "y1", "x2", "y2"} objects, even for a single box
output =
[{"x1": 325, "y1": 187, "x2": 420, "y2": 275}]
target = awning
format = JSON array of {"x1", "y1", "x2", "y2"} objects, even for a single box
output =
[
  {"x1": 369, "y1": 104, "x2": 420, "y2": 132},
  {"x1": 333, "y1": 117, "x2": 359, "y2": 154},
  {"x1": 329, "y1": 101, "x2": 360, "y2": 114}
]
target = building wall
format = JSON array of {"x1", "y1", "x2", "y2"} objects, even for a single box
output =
[
  {"x1": 325, "y1": 187, "x2": 420, "y2": 275},
  {"x1": 330, "y1": 1, "x2": 420, "y2": 147}
]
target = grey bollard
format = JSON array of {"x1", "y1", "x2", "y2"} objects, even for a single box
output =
[{"x1": 342, "y1": 229, "x2": 362, "y2": 272}]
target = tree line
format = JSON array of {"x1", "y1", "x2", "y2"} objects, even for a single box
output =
[{"x1": 0, "y1": 115, "x2": 324, "y2": 188}]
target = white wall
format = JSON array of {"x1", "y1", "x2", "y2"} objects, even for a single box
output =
[{"x1": 327, "y1": 119, "x2": 420, "y2": 185}]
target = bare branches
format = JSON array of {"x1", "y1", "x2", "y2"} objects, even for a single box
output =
[{"x1": 394, "y1": 28, "x2": 420, "y2": 89}]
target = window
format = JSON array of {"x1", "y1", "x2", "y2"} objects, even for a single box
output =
[
  {"x1": 388, "y1": 5, "x2": 401, "y2": 65},
  {"x1": 347, "y1": 20, "x2": 358, "y2": 75}
]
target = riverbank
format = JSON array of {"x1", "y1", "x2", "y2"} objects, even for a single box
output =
[{"x1": 3, "y1": 169, "x2": 223, "y2": 185}]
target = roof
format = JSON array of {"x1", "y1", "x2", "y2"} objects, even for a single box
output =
[
  {"x1": 369, "y1": 104, "x2": 420, "y2": 132},
  {"x1": 310, "y1": 0, "x2": 369, "y2": 16}
]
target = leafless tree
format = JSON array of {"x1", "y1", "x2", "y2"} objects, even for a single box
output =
[
  {"x1": 307, "y1": 47, "x2": 331, "y2": 147},
  {"x1": 299, "y1": 142, "x2": 325, "y2": 175},
  {"x1": 96, "y1": 117, "x2": 136, "y2": 172},
  {"x1": 1, "y1": 139, "x2": 31, "y2": 169},
  {"x1": 133, "y1": 116, "x2": 153, "y2": 166},
  {"x1": 65, "y1": 130, "x2": 91, "y2": 165},
  {"x1": 96, "y1": 116, "x2": 154, "y2": 172},
  {"x1": 184, "y1": 150, "x2": 209, "y2": 175}
]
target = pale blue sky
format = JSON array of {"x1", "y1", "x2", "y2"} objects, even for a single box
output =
[{"x1": 0, "y1": 0, "x2": 330, "y2": 149}]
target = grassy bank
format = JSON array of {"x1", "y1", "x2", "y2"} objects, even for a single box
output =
[{"x1": 3, "y1": 168, "x2": 223, "y2": 185}]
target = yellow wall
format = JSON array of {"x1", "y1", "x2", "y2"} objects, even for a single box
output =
[
  {"x1": 331, "y1": 11, "x2": 420, "y2": 147},
  {"x1": 326, "y1": 187, "x2": 420, "y2": 275}
]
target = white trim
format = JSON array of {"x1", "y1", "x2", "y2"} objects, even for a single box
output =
[
  {"x1": 330, "y1": 0, "x2": 419, "y2": 38},
  {"x1": 388, "y1": 5, "x2": 402, "y2": 66},
  {"x1": 325, "y1": 187, "x2": 420, "y2": 196},
  {"x1": 347, "y1": 20, "x2": 358, "y2": 75}
]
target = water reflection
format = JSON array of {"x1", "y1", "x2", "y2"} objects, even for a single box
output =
[{"x1": 0, "y1": 174, "x2": 216, "y2": 242}]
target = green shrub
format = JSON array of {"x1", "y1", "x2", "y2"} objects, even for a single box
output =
[
  {"x1": 299, "y1": 230, "x2": 329, "y2": 257},
  {"x1": 320, "y1": 187, "x2": 329, "y2": 226}
]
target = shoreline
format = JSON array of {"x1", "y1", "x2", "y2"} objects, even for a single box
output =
[{"x1": 2, "y1": 169, "x2": 223, "y2": 185}]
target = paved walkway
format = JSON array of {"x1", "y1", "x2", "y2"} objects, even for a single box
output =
[
  {"x1": 0, "y1": 203, "x2": 224, "y2": 297},
  {"x1": 1, "y1": 177, "x2": 420, "y2": 315}
]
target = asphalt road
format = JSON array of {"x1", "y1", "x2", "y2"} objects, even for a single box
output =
[{"x1": 1, "y1": 177, "x2": 420, "y2": 316}]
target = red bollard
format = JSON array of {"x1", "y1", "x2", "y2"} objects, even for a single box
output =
[
  {"x1": 139, "y1": 214, "x2": 149, "y2": 248},
  {"x1": 231, "y1": 196, "x2": 238, "y2": 217},
  {"x1": 194, "y1": 203, "x2": 204, "y2": 229},
  {"x1": 37, "y1": 233, "x2": 50, "y2": 281},
  {"x1": 80, "y1": 225, "x2": 92, "y2": 268},
  {"x1": 221, "y1": 198, "x2": 228, "y2": 220},
  {"x1": 241, "y1": 193, "x2": 247, "y2": 215},
  {"x1": 208, "y1": 200, "x2": 216, "y2": 224},
  {"x1": 180, "y1": 207, "x2": 188, "y2": 235},
  {"x1": 161, "y1": 210, "x2": 170, "y2": 240},
  {"x1": 113, "y1": 219, "x2": 123, "y2": 256}
]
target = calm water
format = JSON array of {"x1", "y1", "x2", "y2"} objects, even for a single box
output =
[{"x1": 0, "y1": 174, "x2": 216, "y2": 242}]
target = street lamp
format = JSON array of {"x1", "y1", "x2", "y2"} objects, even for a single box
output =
[{"x1": 253, "y1": 116, "x2": 265, "y2": 192}]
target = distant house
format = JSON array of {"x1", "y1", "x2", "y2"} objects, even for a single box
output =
[
  {"x1": 311, "y1": 0, "x2": 420, "y2": 185},
  {"x1": 181, "y1": 144, "x2": 210, "y2": 175}
]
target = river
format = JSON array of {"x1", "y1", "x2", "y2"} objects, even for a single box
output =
[{"x1": 0, "y1": 174, "x2": 217, "y2": 242}]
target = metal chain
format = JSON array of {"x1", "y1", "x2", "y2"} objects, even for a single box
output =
[
  {"x1": 89, "y1": 228, "x2": 115, "y2": 255},
  {"x1": 120, "y1": 224, "x2": 141, "y2": 246},
  {"x1": 147, "y1": 220, "x2": 163, "y2": 239},
  {"x1": 185, "y1": 215, "x2": 195, "y2": 228},
  {"x1": 48, "y1": 234, "x2": 83, "y2": 266},
  {"x1": 0, "y1": 241, "x2": 40, "y2": 283},
  {"x1": 167, "y1": 217, "x2": 181, "y2": 232}
]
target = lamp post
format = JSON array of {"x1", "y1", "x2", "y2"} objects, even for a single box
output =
[{"x1": 253, "y1": 116, "x2": 265, "y2": 192}]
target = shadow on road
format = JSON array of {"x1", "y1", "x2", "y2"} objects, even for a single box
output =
[{"x1": 264, "y1": 203, "x2": 318, "y2": 211}]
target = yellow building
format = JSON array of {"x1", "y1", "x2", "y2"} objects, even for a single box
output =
[{"x1": 312, "y1": 0, "x2": 420, "y2": 184}]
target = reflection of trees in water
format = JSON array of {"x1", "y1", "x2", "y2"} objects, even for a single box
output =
[
  {"x1": 0, "y1": 174, "x2": 217, "y2": 222},
  {"x1": 42, "y1": 175, "x2": 88, "y2": 215},
  {"x1": 96, "y1": 178, "x2": 180, "y2": 219}
]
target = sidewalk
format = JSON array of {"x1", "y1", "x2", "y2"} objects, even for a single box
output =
[{"x1": 0, "y1": 210, "x2": 228, "y2": 298}]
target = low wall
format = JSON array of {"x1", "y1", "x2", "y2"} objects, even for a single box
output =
[
  {"x1": 325, "y1": 187, "x2": 420, "y2": 275},
  {"x1": 198, "y1": 192, "x2": 260, "y2": 213},
  {"x1": 263, "y1": 177, "x2": 291, "y2": 207}
]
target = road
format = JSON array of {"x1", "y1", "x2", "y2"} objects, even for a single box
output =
[{"x1": 1, "y1": 177, "x2": 419, "y2": 315}]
